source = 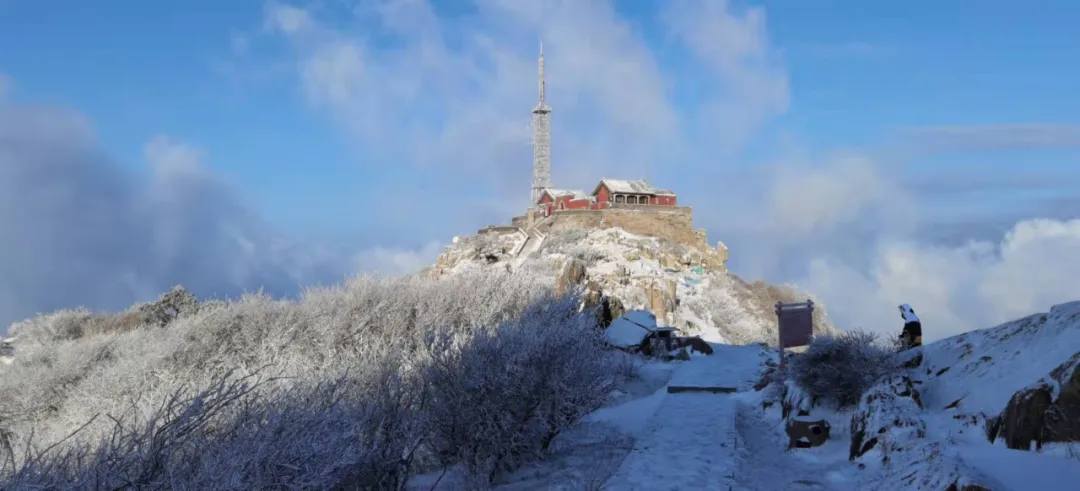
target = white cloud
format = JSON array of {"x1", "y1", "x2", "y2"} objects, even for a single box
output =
[
  {"x1": 258, "y1": 0, "x2": 786, "y2": 202},
  {"x1": 800, "y1": 218, "x2": 1080, "y2": 341},
  {"x1": 263, "y1": 2, "x2": 313, "y2": 34},
  {"x1": 352, "y1": 241, "x2": 445, "y2": 277},
  {"x1": 765, "y1": 154, "x2": 909, "y2": 238},
  {"x1": 661, "y1": 0, "x2": 789, "y2": 154},
  {"x1": 0, "y1": 102, "x2": 453, "y2": 334},
  {"x1": 715, "y1": 145, "x2": 1078, "y2": 342},
  {"x1": 0, "y1": 105, "x2": 360, "y2": 333},
  {"x1": 898, "y1": 123, "x2": 1080, "y2": 153}
]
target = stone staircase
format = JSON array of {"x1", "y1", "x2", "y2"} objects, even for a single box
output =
[{"x1": 512, "y1": 228, "x2": 547, "y2": 269}]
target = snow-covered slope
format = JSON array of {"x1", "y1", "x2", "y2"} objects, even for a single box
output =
[
  {"x1": 669, "y1": 301, "x2": 1080, "y2": 491},
  {"x1": 853, "y1": 301, "x2": 1080, "y2": 490},
  {"x1": 915, "y1": 300, "x2": 1080, "y2": 414},
  {"x1": 433, "y1": 227, "x2": 837, "y2": 346}
]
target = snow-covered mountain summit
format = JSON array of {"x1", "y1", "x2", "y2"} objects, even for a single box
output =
[{"x1": 431, "y1": 226, "x2": 836, "y2": 345}]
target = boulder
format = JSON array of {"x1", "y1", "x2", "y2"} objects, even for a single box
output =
[
  {"x1": 987, "y1": 350, "x2": 1080, "y2": 450},
  {"x1": 555, "y1": 259, "x2": 588, "y2": 295},
  {"x1": 645, "y1": 279, "x2": 677, "y2": 325},
  {"x1": 582, "y1": 280, "x2": 603, "y2": 310},
  {"x1": 659, "y1": 253, "x2": 681, "y2": 269},
  {"x1": 715, "y1": 241, "x2": 729, "y2": 262},
  {"x1": 900, "y1": 351, "x2": 924, "y2": 369},
  {"x1": 849, "y1": 374, "x2": 926, "y2": 462},
  {"x1": 678, "y1": 336, "x2": 714, "y2": 355},
  {"x1": 669, "y1": 347, "x2": 691, "y2": 361},
  {"x1": 604, "y1": 295, "x2": 625, "y2": 326},
  {"x1": 587, "y1": 285, "x2": 625, "y2": 329},
  {"x1": 786, "y1": 418, "x2": 831, "y2": 449}
]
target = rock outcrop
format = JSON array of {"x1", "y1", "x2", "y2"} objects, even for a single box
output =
[
  {"x1": 555, "y1": 258, "x2": 587, "y2": 295},
  {"x1": 786, "y1": 418, "x2": 830, "y2": 449},
  {"x1": 849, "y1": 374, "x2": 926, "y2": 462},
  {"x1": 987, "y1": 350, "x2": 1080, "y2": 450},
  {"x1": 432, "y1": 227, "x2": 835, "y2": 345}
]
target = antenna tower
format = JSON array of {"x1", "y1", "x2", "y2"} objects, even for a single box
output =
[{"x1": 530, "y1": 42, "x2": 552, "y2": 206}]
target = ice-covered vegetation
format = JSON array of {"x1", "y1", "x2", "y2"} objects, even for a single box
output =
[
  {"x1": 0, "y1": 271, "x2": 629, "y2": 489},
  {"x1": 689, "y1": 274, "x2": 835, "y2": 346},
  {"x1": 785, "y1": 330, "x2": 899, "y2": 408}
]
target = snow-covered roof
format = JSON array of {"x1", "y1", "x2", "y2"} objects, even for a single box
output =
[
  {"x1": 593, "y1": 179, "x2": 676, "y2": 197},
  {"x1": 541, "y1": 188, "x2": 591, "y2": 201},
  {"x1": 603, "y1": 310, "x2": 658, "y2": 348}
]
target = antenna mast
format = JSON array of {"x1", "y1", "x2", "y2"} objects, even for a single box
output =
[{"x1": 530, "y1": 41, "x2": 552, "y2": 206}]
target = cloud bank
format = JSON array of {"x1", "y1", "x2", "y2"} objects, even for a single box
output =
[{"x1": 0, "y1": 104, "x2": 429, "y2": 334}]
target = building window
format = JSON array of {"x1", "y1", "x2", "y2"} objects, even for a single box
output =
[
  {"x1": 615, "y1": 195, "x2": 625, "y2": 203},
  {"x1": 626, "y1": 195, "x2": 637, "y2": 204}
]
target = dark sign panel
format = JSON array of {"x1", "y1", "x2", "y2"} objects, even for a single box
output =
[{"x1": 775, "y1": 301, "x2": 814, "y2": 348}]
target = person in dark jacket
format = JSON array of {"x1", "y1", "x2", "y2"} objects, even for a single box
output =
[{"x1": 898, "y1": 303, "x2": 922, "y2": 349}]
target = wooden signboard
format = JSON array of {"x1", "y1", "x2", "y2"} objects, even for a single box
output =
[{"x1": 775, "y1": 300, "x2": 815, "y2": 368}]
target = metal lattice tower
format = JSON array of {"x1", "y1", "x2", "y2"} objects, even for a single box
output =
[{"x1": 530, "y1": 42, "x2": 552, "y2": 206}]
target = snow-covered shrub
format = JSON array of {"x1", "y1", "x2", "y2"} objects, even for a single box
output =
[
  {"x1": 0, "y1": 270, "x2": 621, "y2": 488},
  {"x1": 565, "y1": 245, "x2": 606, "y2": 266},
  {"x1": 541, "y1": 229, "x2": 588, "y2": 253},
  {"x1": 8, "y1": 286, "x2": 200, "y2": 344},
  {"x1": 1, "y1": 368, "x2": 426, "y2": 490},
  {"x1": 423, "y1": 290, "x2": 621, "y2": 482},
  {"x1": 787, "y1": 330, "x2": 898, "y2": 408},
  {"x1": 690, "y1": 273, "x2": 836, "y2": 347},
  {"x1": 697, "y1": 277, "x2": 772, "y2": 345}
]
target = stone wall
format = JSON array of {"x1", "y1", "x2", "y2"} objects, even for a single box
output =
[
  {"x1": 477, "y1": 225, "x2": 521, "y2": 235},
  {"x1": 548, "y1": 205, "x2": 711, "y2": 251}
]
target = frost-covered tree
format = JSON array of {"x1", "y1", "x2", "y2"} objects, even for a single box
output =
[{"x1": 0, "y1": 270, "x2": 628, "y2": 488}]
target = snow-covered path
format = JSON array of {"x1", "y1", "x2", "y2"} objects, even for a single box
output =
[
  {"x1": 667, "y1": 344, "x2": 768, "y2": 390},
  {"x1": 602, "y1": 345, "x2": 767, "y2": 490},
  {"x1": 732, "y1": 400, "x2": 858, "y2": 490}
]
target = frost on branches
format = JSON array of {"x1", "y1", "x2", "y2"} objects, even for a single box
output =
[
  {"x1": 786, "y1": 330, "x2": 898, "y2": 408},
  {"x1": 0, "y1": 270, "x2": 629, "y2": 489}
]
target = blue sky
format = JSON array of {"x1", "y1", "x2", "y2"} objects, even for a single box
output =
[{"x1": 1, "y1": 0, "x2": 1079, "y2": 335}]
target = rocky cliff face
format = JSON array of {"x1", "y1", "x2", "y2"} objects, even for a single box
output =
[{"x1": 432, "y1": 226, "x2": 835, "y2": 345}]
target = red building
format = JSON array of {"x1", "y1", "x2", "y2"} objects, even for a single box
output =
[{"x1": 536, "y1": 179, "x2": 677, "y2": 216}]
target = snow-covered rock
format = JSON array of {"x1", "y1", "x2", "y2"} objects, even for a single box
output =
[
  {"x1": 432, "y1": 227, "x2": 837, "y2": 346},
  {"x1": 849, "y1": 301, "x2": 1080, "y2": 490},
  {"x1": 849, "y1": 374, "x2": 926, "y2": 462},
  {"x1": 987, "y1": 350, "x2": 1080, "y2": 451},
  {"x1": 915, "y1": 301, "x2": 1080, "y2": 415}
]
